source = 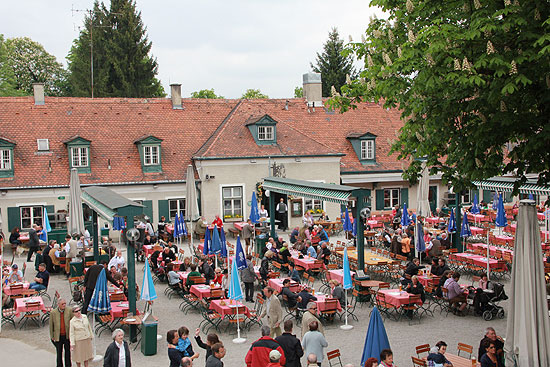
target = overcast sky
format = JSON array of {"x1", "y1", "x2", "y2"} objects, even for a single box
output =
[{"x1": 1, "y1": 0, "x2": 384, "y2": 98}]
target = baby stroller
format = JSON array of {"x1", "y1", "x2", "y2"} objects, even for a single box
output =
[{"x1": 475, "y1": 282, "x2": 508, "y2": 321}]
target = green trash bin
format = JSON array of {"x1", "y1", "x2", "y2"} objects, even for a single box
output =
[
  {"x1": 141, "y1": 320, "x2": 158, "y2": 356},
  {"x1": 69, "y1": 261, "x2": 84, "y2": 277},
  {"x1": 255, "y1": 234, "x2": 267, "y2": 256}
]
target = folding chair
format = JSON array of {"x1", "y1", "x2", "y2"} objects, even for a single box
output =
[
  {"x1": 327, "y1": 349, "x2": 343, "y2": 367},
  {"x1": 411, "y1": 356, "x2": 427, "y2": 367},
  {"x1": 415, "y1": 344, "x2": 430, "y2": 358},
  {"x1": 457, "y1": 342, "x2": 473, "y2": 358}
]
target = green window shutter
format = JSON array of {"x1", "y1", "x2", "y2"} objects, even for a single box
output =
[
  {"x1": 142, "y1": 200, "x2": 153, "y2": 221},
  {"x1": 7, "y1": 207, "x2": 21, "y2": 231},
  {"x1": 483, "y1": 190, "x2": 492, "y2": 203},
  {"x1": 504, "y1": 191, "x2": 513, "y2": 203},
  {"x1": 401, "y1": 188, "x2": 409, "y2": 206},
  {"x1": 375, "y1": 190, "x2": 385, "y2": 210},
  {"x1": 158, "y1": 200, "x2": 169, "y2": 221}
]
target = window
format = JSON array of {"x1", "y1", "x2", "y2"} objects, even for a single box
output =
[
  {"x1": 0, "y1": 149, "x2": 10, "y2": 170},
  {"x1": 462, "y1": 190, "x2": 471, "y2": 204},
  {"x1": 144, "y1": 146, "x2": 159, "y2": 165},
  {"x1": 20, "y1": 206, "x2": 43, "y2": 229},
  {"x1": 360, "y1": 140, "x2": 374, "y2": 160},
  {"x1": 169, "y1": 199, "x2": 186, "y2": 221},
  {"x1": 384, "y1": 188, "x2": 400, "y2": 209},
  {"x1": 71, "y1": 147, "x2": 89, "y2": 167},
  {"x1": 304, "y1": 199, "x2": 323, "y2": 213},
  {"x1": 37, "y1": 139, "x2": 49, "y2": 151},
  {"x1": 258, "y1": 126, "x2": 274, "y2": 141},
  {"x1": 222, "y1": 186, "x2": 243, "y2": 219}
]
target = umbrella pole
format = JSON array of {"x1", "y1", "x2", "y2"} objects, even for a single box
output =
[
  {"x1": 340, "y1": 289, "x2": 353, "y2": 330},
  {"x1": 486, "y1": 229, "x2": 491, "y2": 279},
  {"x1": 232, "y1": 306, "x2": 246, "y2": 344},
  {"x1": 92, "y1": 312, "x2": 103, "y2": 362}
]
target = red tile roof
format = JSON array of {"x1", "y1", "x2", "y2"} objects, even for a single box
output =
[{"x1": 0, "y1": 96, "x2": 404, "y2": 189}]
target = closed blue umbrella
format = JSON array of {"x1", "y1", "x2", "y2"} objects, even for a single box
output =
[
  {"x1": 492, "y1": 192, "x2": 498, "y2": 210},
  {"x1": 210, "y1": 226, "x2": 222, "y2": 255},
  {"x1": 87, "y1": 268, "x2": 111, "y2": 361},
  {"x1": 234, "y1": 236, "x2": 247, "y2": 270},
  {"x1": 342, "y1": 248, "x2": 352, "y2": 290},
  {"x1": 460, "y1": 213, "x2": 471, "y2": 238},
  {"x1": 112, "y1": 217, "x2": 121, "y2": 231},
  {"x1": 343, "y1": 208, "x2": 352, "y2": 232},
  {"x1": 528, "y1": 193, "x2": 534, "y2": 201},
  {"x1": 141, "y1": 259, "x2": 157, "y2": 301},
  {"x1": 495, "y1": 193, "x2": 508, "y2": 228},
  {"x1": 360, "y1": 307, "x2": 391, "y2": 365},
  {"x1": 352, "y1": 219, "x2": 357, "y2": 237},
  {"x1": 178, "y1": 212, "x2": 185, "y2": 238},
  {"x1": 220, "y1": 227, "x2": 228, "y2": 258},
  {"x1": 40, "y1": 207, "x2": 51, "y2": 242},
  {"x1": 416, "y1": 221, "x2": 426, "y2": 253},
  {"x1": 447, "y1": 208, "x2": 456, "y2": 233},
  {"x1": 471, "y1": 193, "x2": 481, "y2": 214},
  {"x1": 249, "y1": 192, "x2": 260, "y2": 224},
  {"x1": 173, "y1": 213, "x2": 180, "y2": 239},
  {"x1": 202, "y1": 227, "x2": 211, "y2": 256},
  {"x1": 228, "y1": 256, "x2": 246, "y2": 343},
  {"x1": 401, "y1": 203, "x2": 410, "y2": 227}
]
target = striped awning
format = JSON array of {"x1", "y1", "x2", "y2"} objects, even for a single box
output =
[
  {"x1": 472, "y1": 180, "x2": 550, "y2": 195},
  {"x1": 262, "y1": 177, "x2": 355, "y2": 204}
]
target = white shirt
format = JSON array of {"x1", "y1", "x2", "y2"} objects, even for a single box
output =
[
  {"x1": 108, "y1": 256, "x2": 125, "y2": 271},
  {"x1": 259, "y1": 209, "x2": 268, "y2": 218},
  {"x1": 145, "y1": 222, "x2": 155, "y2": 236},
  {"x1": 65, "y1": 242, "x2": 71, "y2": 253},
  {"x1": 115, "y1": 340, "x2": 126, "y2": 367}
]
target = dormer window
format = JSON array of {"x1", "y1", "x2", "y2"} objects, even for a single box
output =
[
  {"x1": 347, "y1": 132, "x2": 377, "y2": 165},
  {"x1": 0, "y1": 149, "x2": 11, "y2": 170},
  {"x1": 246, "y1": 114, "x2": 278, "y2": 145},
  {"x1": 258, "y1": 126, "x2": 274, "y2": 141},
  {"x1": 134, "y1": 135, "x2": 163, "y2": 173},
  {"x1": 64, "y1": 136, "x2": 91, "y2": 173}
]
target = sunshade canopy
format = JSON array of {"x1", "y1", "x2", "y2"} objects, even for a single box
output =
[
  {"x1": 81, "y1": 186, "x2": 144, "y2": 221},
  {"x1": 262, "y1": 176, "x2": 357, "y2": 204},
  {"x1": 472, "y1": 179, "x2": 550, "y2": 195}
]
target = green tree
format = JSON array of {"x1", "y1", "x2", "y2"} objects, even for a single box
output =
[
  {"x1": 3, "y1": 37, "x2": 69, "y2": 96},
  {"x1": 294, "y1": 86, "x2": 303, "y2": 98},
  {"x1": 330, "y1": 0, "x2": 550, "y2": 191},
  {"x1": 190, "y1": 88, "x2": 224, "y2": 99},
  {"x1": 67, "y1": 0, "x2": 164, "y2": 97},
  {"x1": 241, "y1": 88, "x2": 268, "y2": 99},
  {"x1": 311, "y1": 27, "x2": 356, "y2": 97}
]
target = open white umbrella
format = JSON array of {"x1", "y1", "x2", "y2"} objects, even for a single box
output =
[
  {"x1": 68, "y1": 168, "x2": 85, "y2": 236},
  {"x1": 185, "y1": 165, "x2": 200, "y2": 251},
  {"x1": 504, "y1": 200, "x2": 550, "y2": 366}
]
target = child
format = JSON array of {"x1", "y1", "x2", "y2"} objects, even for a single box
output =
[
  {"x1": 176, "y1": 326, "x2": 199, "y2": 360},
  {"x1": 194, "y1": 328, "x2": 220, "y2": 363}
]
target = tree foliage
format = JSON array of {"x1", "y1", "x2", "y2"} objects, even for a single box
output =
[
  {"x1": 294, "y1": 86, "x2": 303, "y2": 98},
  {"x1": 67, "y1": 0, "x2": 164, "y2": 97},
  {"x1": 311, "y1": 28, "x2": 356, "y2": 97},
  {"x1": 330, "y1": 0, "x2": 550, "y2": 191},
  {"x1": 241, "y1": 88, "x2": 268, "y2": 99},
  {"x1": 190, "y1": 88, "x2": 224, "y2": 99},
  {"x1": 1, "y1": 36, "x2": 69, "y2": 96}
]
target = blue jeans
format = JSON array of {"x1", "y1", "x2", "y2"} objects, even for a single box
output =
[{"x1": 29, "y1": 283, "x2": 46, "y2": 291}]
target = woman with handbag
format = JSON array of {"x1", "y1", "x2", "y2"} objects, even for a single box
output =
[{"x1": 69, "y1": 306, "x2": 94, "y2": 367}]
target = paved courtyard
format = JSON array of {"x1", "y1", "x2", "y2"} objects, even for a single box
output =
[{"x1": 0, "y1": 234, "x2": 509, "y2": 366}]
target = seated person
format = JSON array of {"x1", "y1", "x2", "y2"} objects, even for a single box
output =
[
  {"x1": 193, "y1": 216, "x2": 208, "y2": 239},
  {"x1": 435, "y1": 270, "x2": 452, "y2": 298},
  {"x1": 444, "y1": 272, "x2": 467, "y2": 316},
  {"x1": 478, "y1": 327, "x2": 504, "y2": 363},
  {"x1": 316, "y1": 225, "x2": 329, "y2": 245},
  {"x1": 278, "y1": 242, "x2": 291, "y2": 264},
  {"x1": 49, "y1": 243, "x2": 63, "y2": 272},
  {"x1": 108, "y1": 250, "x2": 126, "y2": 272},
  {"x1": 7, "y1": 264, "x2": 23, "y2": 284},
  {"x1": 213, "y1": 268, "x2": 224, "y2": 286},
  {"x1": 402, "y1": 258, "x2": 425, "y2": 285},
  {"x1": 288, "y1": 263, "x2": 301, "y2": 283},
  {"x1": 289, "y1": 227, "x2": 300, "y2": 244},
  {"x1": 305, "y1": 242, "x2": 317, "y2": 258},
  {"x1": 9, "y1": 227, "x2": 22, "y2": 246},
  {"x1": 162, "y1": 246, "x2": 177, "y2": 265},
  {"x1": 29, "y1": 263, "x2": 49, "y2": 291},
  {"x1": 439, "y1": 232, "x2": 451, "y2": 249},
  {"x1": 427, "y1": 341, "x2": 453, "y2": 367},
  {"x1": 296, "y1": 287, "x2": 317, "y2": 310},
  {"x1": 167, "y1": 264, "x2": 182, "y2": 289},
  {"x1": 329, "y1": 280, "x2": 345, "y2": 307},
  {"x1": 479, "y1": 339, "x2": 503, "y2": 367},
  {"x1": 406, "y1": 275, "x2": 425, "y2": 302},
  {"x1": 317, "y1": 243, "x2": 331, "y2": 265},
  {"x1": 180, "y1": 257, "x2": 193, "y2": 272},
  {"x1": 429, "y1": 258, "x2": 439, "y2": 276},
  {"x1": 199, "y1": 257, "x2": 215, "y2": 284},
  {"x1": 185, "y1": 264, "x2": 202, "y2": 291},
  {"x1": 281, "y1": 279, "x2": 299, "y2": 308},
  {"x1": 167, "y1": 240, "x2": 178, "y2": 254},
  {"x1": 434, "y1": 258, "x2": 450, "y2": 277},
  {"x1": 151, "y1": 249, "x2": 161, "y2": 269},
  {"x1": 259, "y1": 251, "x2": 274, "y2": 283}
]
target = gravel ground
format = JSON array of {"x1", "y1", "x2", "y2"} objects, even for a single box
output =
[{"x1": 1, "y1": 235, "x2": 509, "y2": 367}]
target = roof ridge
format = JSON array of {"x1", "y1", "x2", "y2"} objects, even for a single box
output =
[{"x1": 193, "y1": 100, "x2": 243, "y2": 157}]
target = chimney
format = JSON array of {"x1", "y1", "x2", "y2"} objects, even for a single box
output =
[
  {"x1": 170, "y1": 83, "x2": 182, "y2": 109},
  {"x1": 302, "y1": 73, "x2": 322, "y2": 107},
  {"x1": 33, "y1": 83, "x2": 45, "y2": 105}
]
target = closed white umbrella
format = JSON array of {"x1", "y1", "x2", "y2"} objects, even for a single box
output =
[
  {"x1": 185, "y1": 165, "x2": 200, "y2": 250},
  {"x1": 504, "y1": 200, "x2": 550, "y2": 366},
  {"x1": 68, "y1": 168, "x2": 85, "y2": 236},
  {"x1": 416, "y1": 161, "x2": 431, "y2": 217}
]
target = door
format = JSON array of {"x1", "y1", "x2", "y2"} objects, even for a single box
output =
[{"x1": 429, "y1": 186, "x2": 438, "y2": 214}]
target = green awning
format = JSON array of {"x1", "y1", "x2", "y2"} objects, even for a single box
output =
[
  {"x1": 472, "y1": 180, "x2": 550, "y2": 195},
  {"x1": 81, "y1": 190, "x2": 117, "y2": 221},
  {"x1": 81, "y1": 186, "x2": 143, "y2": 221},
  {"x1": 262, "y1": 177, "x2": 355, "y2": 204}
]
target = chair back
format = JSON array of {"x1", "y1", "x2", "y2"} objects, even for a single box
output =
[
  {"x1": 411, "y1": 356, "x2": 427, "y2": 367},
  {"x1": 189, "y1": 276, "x2": 206, "y2": 285},
  {"x1": 327, "y1": 349, "x2": 343, "y2": 367},
  {"x1": 415, "y1": 343, "x2": 431, "y2": 357},
  {"x1": 457, "y1": 342, "x2": 473, "y2": 358}
]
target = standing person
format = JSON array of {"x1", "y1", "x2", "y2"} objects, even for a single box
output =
[
  {"x1": 267, "y1": 350, "x2": 284, "y2": 367},
  {"x1": 300, "y1": 302, "x2": 324, "y2": 338},
  {"x1": 65, "y1": 234, "x2": 78, "y2": 274},
  {"x1": 108, "y1": 250, "x2": 125, "y2": 272},
  {"x1": 245, "y1": 326, "x2": 286, "y2": 367},
  {"x1": 260, "y1": 287, "x2": 283, "y2": 338},
  {"x1": 240, "y1": 254, "x2": 257, "y2": 302},
  {"x1": 478, "y1": 327, "x2": 505, "y2": 363},
  {"x1": 206, "y1": 343, "x2": 226, "y2": 367},
  {"x1": 27, "y1": 223, "x2": 40, "y2": 262},
  {"x1": 302, "y1": 321, "x2": 328, "y2": 367},
  {"x1": 103, "y1": 329, "x2": 131, "y2": 367},
  {"x1": 276, "y1": 198, "x2": 288, "y2": 231},
  {"x1": 82, "y1": 260, "x2": 120, "y2": 314},
  {"x1": 69, "y1": 306, "x2": 93, "y2": 367},
  {"x1": 275, "y1": 320, "x2": 303, "y2": 367},
  {"x1": 242, "y1": 219, "x2": 254, "y2": 255},
  {"x1": 176, "y1": 326, "x2": 200, "y2": 360},
  {"x1": 29, "y1": 263, "x2": 49, "y2": 291},
  {"x1": 195, "y1": 329, "x2": 220, "y2": 363},
  {"x1": 49, "y1": 298, "x2": 74, "y2": 367},
  {"x1": 378, "y1": 349, "x2": 394, "y2": 367},
  {"x1": 167, "y1": 330, "x2": 184, "y2": 367}
]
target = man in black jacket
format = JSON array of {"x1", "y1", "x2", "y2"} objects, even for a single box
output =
[
  {"x1": 82, "y1": 260, "x2": 120, "y2": 314},
  {"x1": 275, "y1": 320, "x2": 303, "y2": 367},
  {"x1": 200, "y1": 256, "x2": 215, "y2": 284},
  {"x1": 281, "y1": 279, "x2": 299, "y2": 308},
  {"x1": 27, "y1": 224, "x2": 41, "y2": 262}
]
